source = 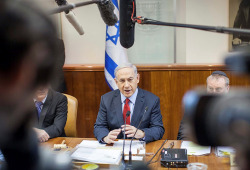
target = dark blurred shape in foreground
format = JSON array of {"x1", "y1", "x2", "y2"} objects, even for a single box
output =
[
  {"x1": 0, "y1": 0, "x2": 70, "y2": 169},
  {"x1": 182, "y1": 48, "x2": 250, "y2": 170}
]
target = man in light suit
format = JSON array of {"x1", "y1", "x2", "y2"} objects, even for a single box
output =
[
  {"x1": 94, "y1": 63, "x2": 165, "y2": 144},
  {"x1": 33, "y1": 86, "x2": 68, "y2": 142}
]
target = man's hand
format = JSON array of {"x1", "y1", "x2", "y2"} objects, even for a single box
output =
[
  {"x1": 33, "y1": 128, "x2": 50, "y2": 142},
  {"x1": 121, "y1": 125, "x2": 145, "y2": 139},
  {"x1": 103, "y1": 129, "x2": 121, "y2": 144}
]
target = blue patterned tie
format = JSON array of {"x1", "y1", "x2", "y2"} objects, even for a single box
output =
[{"x1": 35, "y1": 101, "x2": 43, "y2": 119}]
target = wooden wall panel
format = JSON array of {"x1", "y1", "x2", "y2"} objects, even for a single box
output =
[
  {"x1": 150, "y1": 71, "x2": 171, "y2": 140},
  {"x1": 138, "y1": 71, "x2": 152, "y2": 91},
  {"x1": 170, "y1": 71, "x2": 192, "y2": 139},
  {"x1": 63, "y1": 65, "x2": 250, "y2": 140},
  {"x1": 64, "y1": 71, "x2": 73, "y2": 95},
  {"x1": 73, "y1": 72, "x2": 96, "y2": 138}
]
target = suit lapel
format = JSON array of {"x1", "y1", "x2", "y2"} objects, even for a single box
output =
[
  {"x1": 131, "y1": 88, "x2": 145, "y2": 127},
  {"x1": 38, "y1": 90, "x2": 53, "y2": 128},
  {"x1": 113, "y1": 90, "x2": 124, "y2": 126}
]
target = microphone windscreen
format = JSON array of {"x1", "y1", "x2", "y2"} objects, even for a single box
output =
[
  {"x1": 97, "y1": 0, "x2": 118, "y2": 26},
  {"x1": 54, "y1": 0, "x2": 69, "y2": 13},
  {"x1": 126, "y1": 111, "x2": 131, "y2": 117},
  {"x1": 55, "y1": 0, "x2": 67, "y2": 6},
  {"x1": 120, "y1": 0, "x2": 136, "y2": 49}
]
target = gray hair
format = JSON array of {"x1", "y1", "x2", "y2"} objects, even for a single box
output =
[
  {"x1": 206, "y1": 74, "x2": 230, "y2": 86},
  {"x1": 114, "y1": 63, "x2": 137, "y2": 78}
]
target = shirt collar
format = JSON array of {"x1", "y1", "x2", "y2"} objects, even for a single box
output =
[
  {"x1": 120, "y1": 88, "x2": 138, "y2": 105},
  {"x1": 33, "y1": 95, "x2": 47, "y2": 104}
]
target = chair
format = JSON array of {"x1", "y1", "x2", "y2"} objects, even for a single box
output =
[{"x1": 64, "y1": 94, "x2": 78, "y2": 137}]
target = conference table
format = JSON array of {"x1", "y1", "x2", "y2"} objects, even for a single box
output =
[{"x1": 41, "y1": 137, "x2": 235, "y2": 170}]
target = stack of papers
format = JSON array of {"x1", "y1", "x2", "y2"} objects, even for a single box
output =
[
  {"x1": 71, "y1": 140, "x2": 122, "y2": 164},
  {"x1": 71, "y1": 147, "x2": 122, "y2": 164},
  {"x1": 215, "y1": 147, "x2": 235, "y2": 157},
  {"x1": 71, "y1": 140, "x2": 145, "y2": 163},
  {"x1": 181, "y1": 141, "x2": 211, "y2": 156}
]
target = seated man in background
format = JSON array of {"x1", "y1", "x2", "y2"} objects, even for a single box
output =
[
  {"x1": 34, "y1": 86, "x2": 68, "y2": 142},
  {"x1": 94, "y1": 63, "x2": 165, "y2": 144},
  {"x1": 177, "y1": 71, "x2": 230, "y2": 140}
]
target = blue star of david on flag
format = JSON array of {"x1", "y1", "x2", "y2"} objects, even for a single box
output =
[
  {"x1": 105, "y1": 0, "x2": 129, "y2": 90},
  {"x1": 106, "y1": 21, "x2": 120, "y2": 45}
]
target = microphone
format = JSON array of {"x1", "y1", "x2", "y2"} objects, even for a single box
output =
[
  {"x1": 97, "y1": 0, "x2": 118, "y2": 26},
  {"x1": 120, "y1": 0, "x2": 136, "y2": 48},
  {"x1": 122, "y1": 111, "x2": 131, "y2": 164},
  {"x1": 65, "y1": 11, "x2": 84, "y2": 35},
  {"x1": 55, "y1": 0, "x2": 84, "y2": 35},
  {"x1": 128, "y1": 106, "x2": 148, "y2": 167},
  {"x1": 51, "y1": 0, "x2": 118, "y2": 26}
]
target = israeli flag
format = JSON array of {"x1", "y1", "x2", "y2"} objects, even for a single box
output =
[{"x1": 105, "y1": 0, "x2": 128, "y2": 90}]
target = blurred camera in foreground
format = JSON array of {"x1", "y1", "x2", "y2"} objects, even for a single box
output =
[{"x1": 182, "y1": 49, "x2": 250, "y2": 170}]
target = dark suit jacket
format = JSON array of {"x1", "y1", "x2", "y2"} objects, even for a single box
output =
[
  {"x1": 177, "y1": 119, "x2": 185, "y2": 140},
  {"x1": 177, "y1": 118, "x2": 191, "y2": 140},
  {"x1": 35, "y1": 89, "x2": 68, "y2": 138},
  {"x1": 94, "y1": 88, "x2": 165, "y2": 143}
]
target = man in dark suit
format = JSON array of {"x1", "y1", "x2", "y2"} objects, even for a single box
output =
[
  {"x1": 177, "y1": 71, "x2": 230, "y2": 140},
  {"x1": 94, "y1": 63, "x2": 165, "y2": 144},
  {"x1": 33, "y1": 86, "x2": 68, "y2": 142}
]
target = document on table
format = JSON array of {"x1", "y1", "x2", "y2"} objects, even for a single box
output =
[
  {"x1": 113, "y1": 140, "x2": 145, "y2": 155},
  {"x1": 71, "y1": 140, "x2": 145, "y2": 164},
  {"x1": 124, "y1": 156, "x2": 144, "y2": 161},
  {"x1": 181, "y1": 141, "x2": 211, "y2": 156},
  {"x1": 71, "y1": 147, "x2": 122, "y2": 165},
  {"x1": 77, "y1": 140, "x2": 106, "y2": 148},
  {"x1": 215, "y1": 146, "x2": 235, "y2": 157}
]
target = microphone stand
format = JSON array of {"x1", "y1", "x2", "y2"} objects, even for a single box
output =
[
  {"x1": 126, "y1": 106, "x2": 148, "y2": 169},
  {"x1": 122, "y1": 111, "x2": 131, "y2": 166},
  {"x1": 135, "y1": 18, "x2": 250, "y2": 35},
  {"x1": 49, "y1": 0, "x2": 101, "y2": 15}
]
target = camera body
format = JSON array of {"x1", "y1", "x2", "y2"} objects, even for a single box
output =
[
  {"x1": 183, "y1": 88, "x2": 250, "y2": 148},
  {"x1": 182, "y1": 49, "x2": 250, "y2": 170}
]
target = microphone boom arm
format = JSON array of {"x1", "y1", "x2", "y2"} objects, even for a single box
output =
[
  {"x1": 136, "y1": 17, "x2": 250, "y2": 36},
  {"x1": 49, "y1": 0, "x2": 101, "y2": 15}
]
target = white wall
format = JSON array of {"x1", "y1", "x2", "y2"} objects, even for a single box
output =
[
  {"x1": 185, "y1": 0, "x2": 229, "y2": 63},
  {"x1": 176, "y1": 0, "x2": 186, "y2": 63},
  {"x1": 61, "y1": 0, "x2": 229, "y2": 64},
  {"x1": 61, "y1": 0, "x2": 106, "y2": 64}
]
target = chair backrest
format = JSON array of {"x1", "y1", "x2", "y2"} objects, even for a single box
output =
[{"x1": 63, "y1": 94, "x2": 78, "y2": 137}]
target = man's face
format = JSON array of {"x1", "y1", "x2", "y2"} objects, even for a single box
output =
[
  {"x1": 207, "y1": 77, "x2": 229, "y2": 94},
  {"x1": 115, "y1": 67, "x2": 139, "y2": 98},
  {"x1": 35, "y1": 86, "x2": 49, "y2": 101}
]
